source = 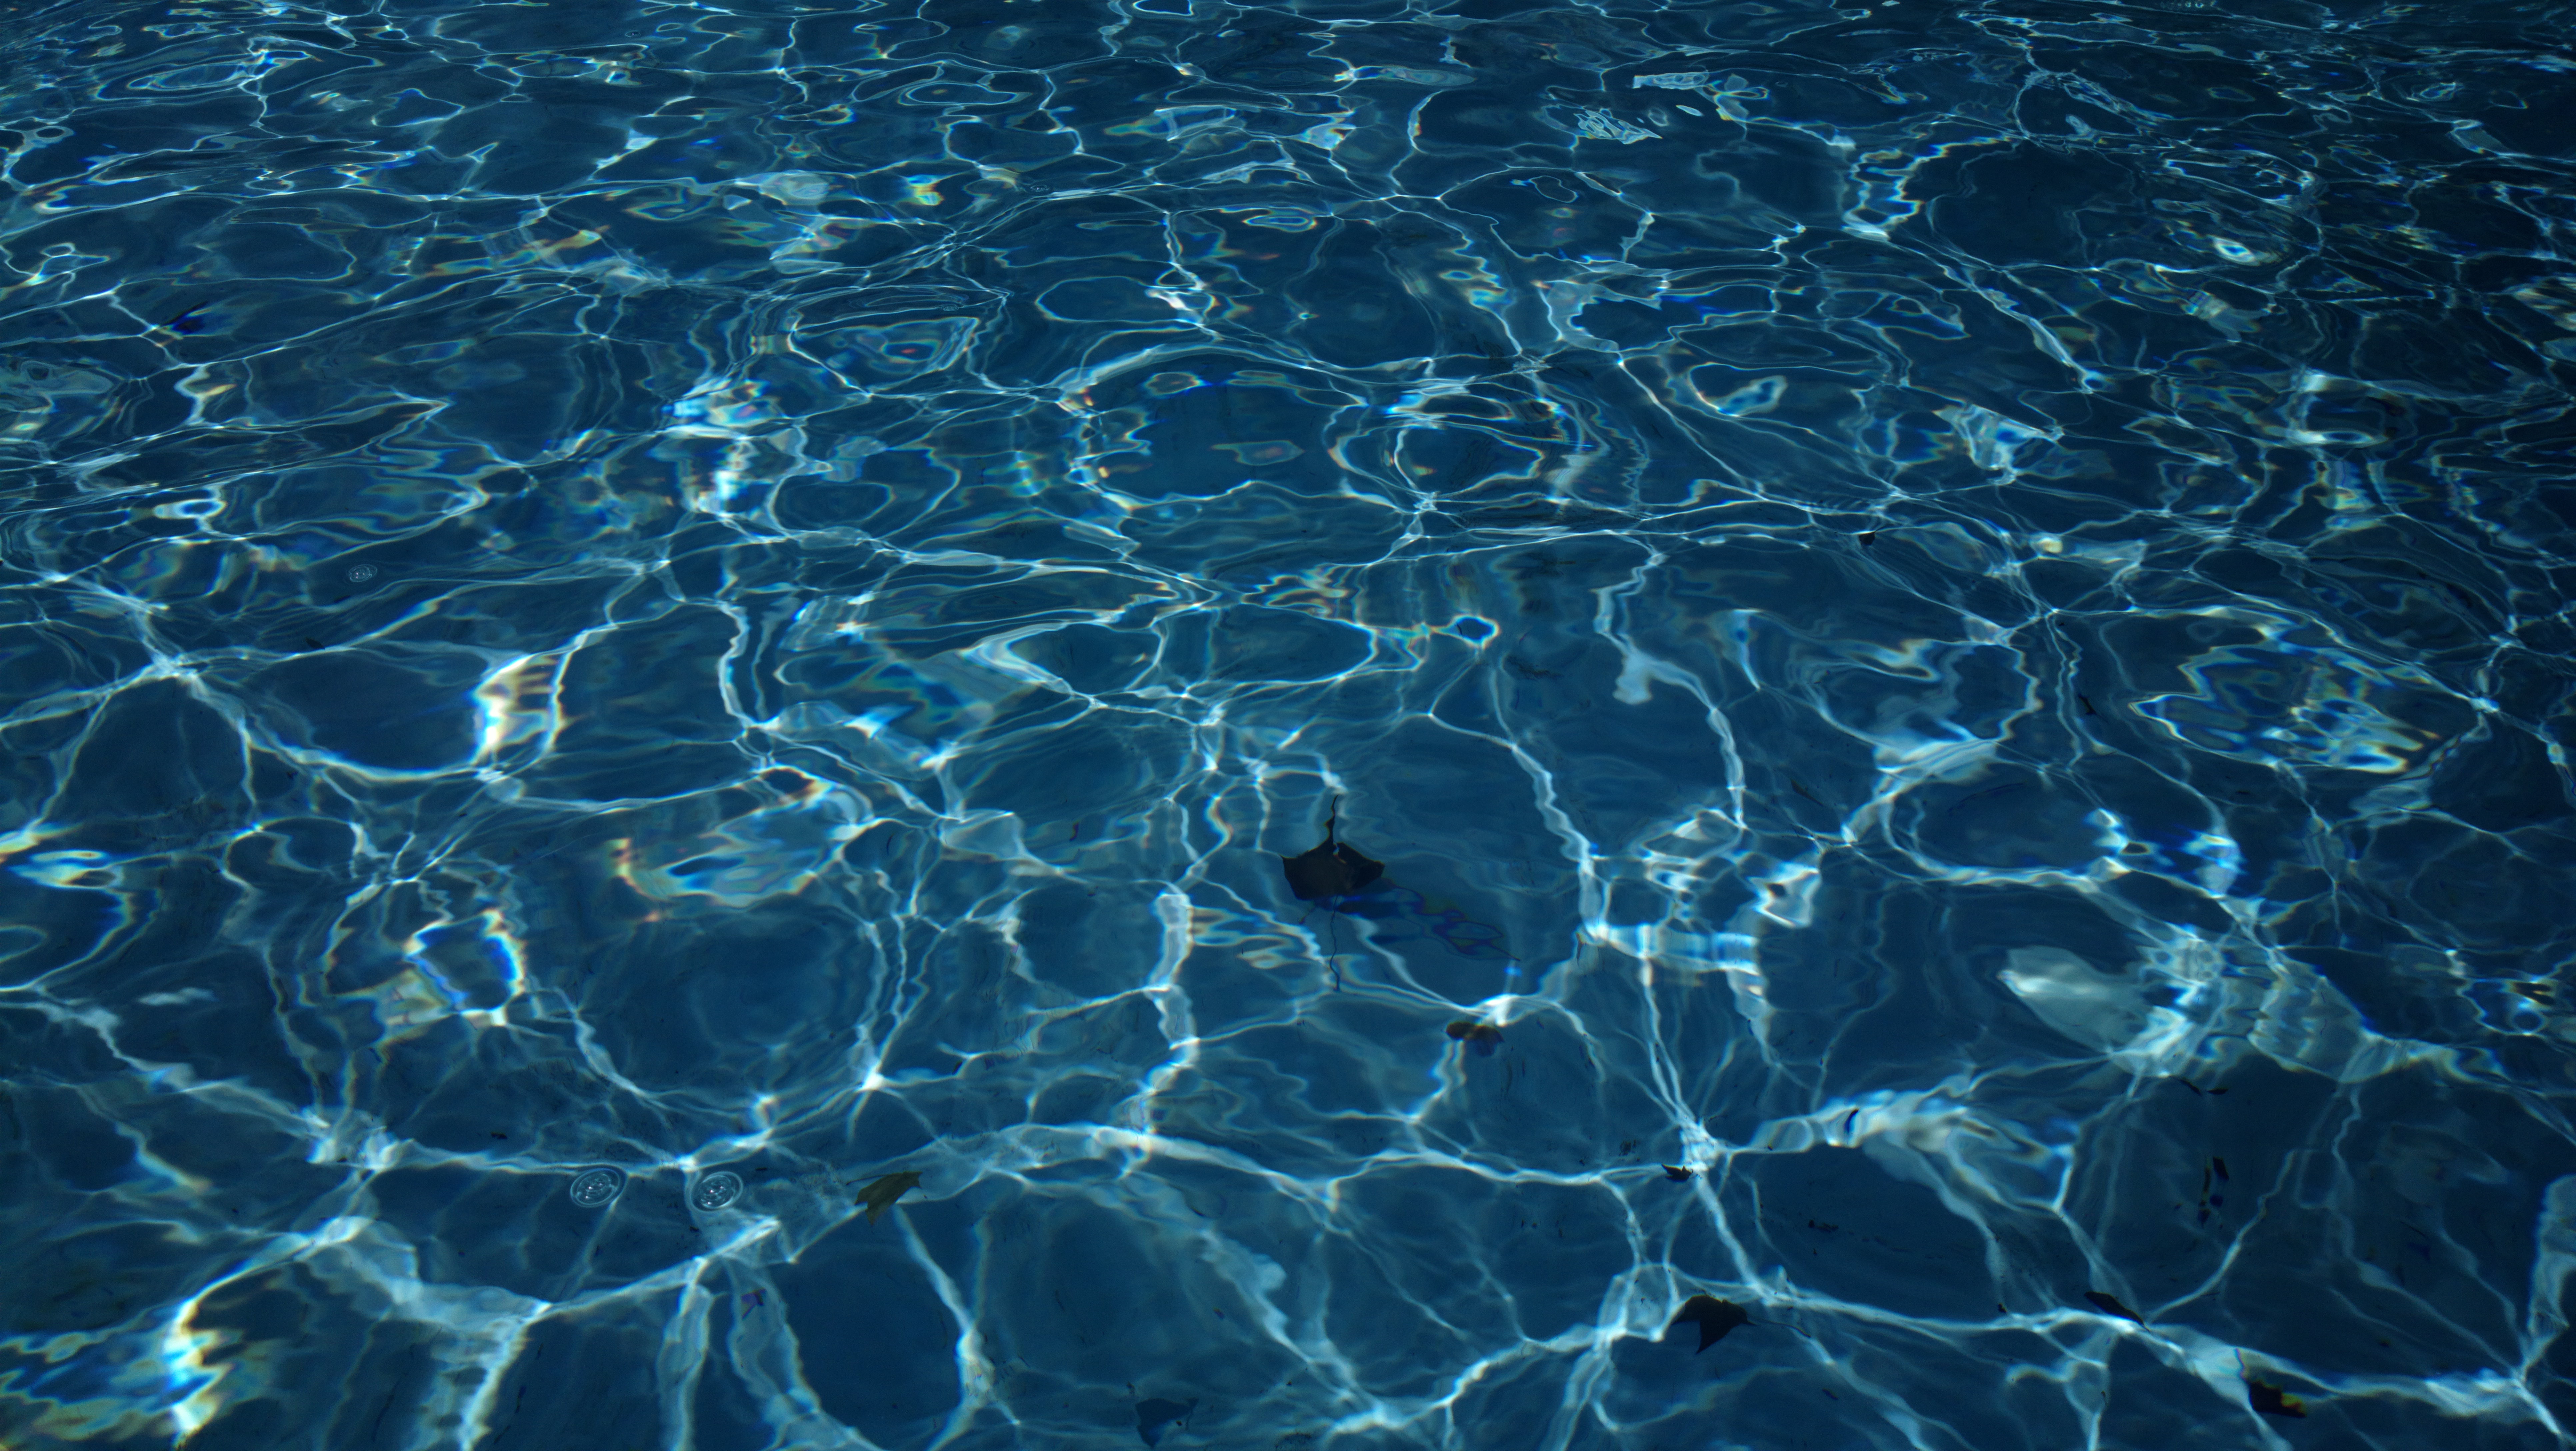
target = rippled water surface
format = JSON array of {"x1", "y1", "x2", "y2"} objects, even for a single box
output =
[{"x1": 5, "y1": 0, "x2": 2576, "y2": 1446}]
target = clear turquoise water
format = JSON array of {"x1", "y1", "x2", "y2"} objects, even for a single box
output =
[{"x1": 3, "y1": 0, "x2": 2575, "y2": 1448}]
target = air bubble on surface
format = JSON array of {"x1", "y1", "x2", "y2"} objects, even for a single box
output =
[
  {"x1": 692, "y1": 1170, "x2": 745, "y2": 1211},
  {"x1": 567, "y1": 1167, "x2": 624, "y2": 1208}
]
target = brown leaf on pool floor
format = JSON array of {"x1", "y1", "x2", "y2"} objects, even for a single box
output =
[
  {"x1": 1445, "y1": 1021, "x2": 1503, "y2": 1055},
  {"x1": 856, "y1": 1171, "x2": 922, "y2": 1223},
  {"x1": 2246, "y1": 1378, "x2": 2308, "y2": 1418},
  {"x1": 1668, "y1": 1294, "x2": 1750, "y2": 1352}
]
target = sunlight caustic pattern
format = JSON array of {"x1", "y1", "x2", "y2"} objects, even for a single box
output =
[{"x1": 1, "y1": 0, "x2": 2573, "y2": 1448}]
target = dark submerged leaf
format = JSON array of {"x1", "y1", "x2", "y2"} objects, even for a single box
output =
[
  {"x1": 1669, "y1": 1294, "x2": 1751, "y2": 1352},
  {"x1": 1137, "y1": 1397, "x2": 1197, "y2": 1446},
  {"x1": 1280, "y1": 795, "x2": 1384, "y2": 901},
  {"x1": 1444, "y1": 1020, "x2": 1503, "y2": 1055},
  {"x1": 856, "y1": 1170, "x2": 922, "y2": 1223},
  {"x1": 2246, "y1": 1378, "x2": 2308, "y2": 1418}
]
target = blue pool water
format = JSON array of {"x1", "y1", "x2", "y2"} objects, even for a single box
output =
[{"x1": 3, "y1": 0, "x2": 2574, "y2": 1447}]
